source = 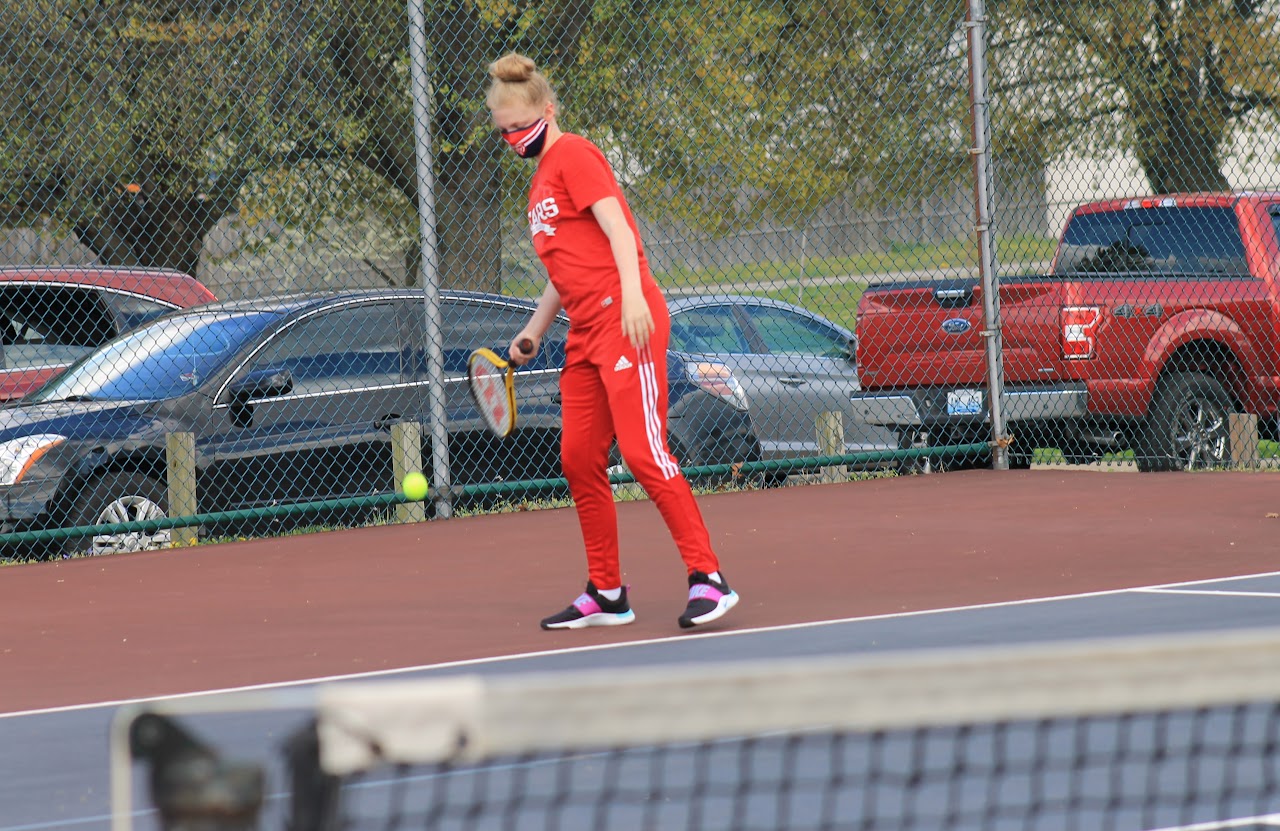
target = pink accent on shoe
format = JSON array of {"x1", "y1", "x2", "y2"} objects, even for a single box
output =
[
  {"x1": 573, "y1": 593, "x2": 603, "y2": 615},
  {"x1": 688, "y1": 584, "x2": 725, "y2": 602}
]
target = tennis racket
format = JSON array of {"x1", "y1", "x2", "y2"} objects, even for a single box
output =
[{"x1": 467, "y1": 338, "x2": 534, "y2": 438}]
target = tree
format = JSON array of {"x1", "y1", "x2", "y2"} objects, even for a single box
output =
[
  {"x1": 1, "y1": 0, "x2": 506, "y2": 287},
  {"x1": 990, "y1": 0, "x2": 1280, "y2": 193},
  {"x1": 1, "y1": 1, "x2": 265, "y2": 275},
  {"x1": 1, "y1": 0, "x2": 978, "y2": 287},
  {"x1": 565, "y1": 0, "x2": 972, "y2": 231}
]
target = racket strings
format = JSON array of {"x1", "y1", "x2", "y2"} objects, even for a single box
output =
[{"x1": 468, "y1": 351, "x2": 517, "y2": 437}]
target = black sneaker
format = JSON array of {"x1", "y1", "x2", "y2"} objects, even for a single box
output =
[
  {"x1": 678, "y1": 571, "x2": 739, "y2": 629},
  {"x1": 540, "y1": 582, "x2": 636, "y2": 630}
]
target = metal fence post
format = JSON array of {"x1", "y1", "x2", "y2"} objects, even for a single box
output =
[
  {"x1": 407, "y1": 0, "x2": 453, "y2": 518},
  {"x1": 966, "y1": 0, "x2": 1010, "y2": 471}
]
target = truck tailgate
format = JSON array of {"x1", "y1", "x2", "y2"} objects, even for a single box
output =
[{"x1": 856, "y1": 278, "x2": 1066, "y2": 389}]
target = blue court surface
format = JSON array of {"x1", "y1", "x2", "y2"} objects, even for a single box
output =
[{"x1": 4, "y1": 570, "x2": 1280, "y2": 831}]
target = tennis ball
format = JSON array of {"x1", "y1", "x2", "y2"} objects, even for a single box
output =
[{"x1": 401, "y1": 471, "x2": 429, "y2": 501}]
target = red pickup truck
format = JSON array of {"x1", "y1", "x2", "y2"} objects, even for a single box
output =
[{"x1": 849, "y1": 193, "x2": 1280, "y2": 471}]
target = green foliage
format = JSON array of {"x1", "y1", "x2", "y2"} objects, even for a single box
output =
[
  {"x1": 563, "y1": 0, "x2": 972, "y2": 233},
  {"x1": 988, "y1": 0, "x2": 1280, "y2": 190},
  {"x1": 1, "y1": 0, "x2": 985, "y2": 271},
  {"x1": 7, "y1": 0, "x2": 1277, "y2": 265}
]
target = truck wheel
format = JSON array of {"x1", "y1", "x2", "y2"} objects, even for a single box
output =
[
  {"x1": 63, "y1": 472, "x2": 171, "y2": 558},
  {"x1": 1006, "y1": 450, "x2": 1033, "y2": 470},
  {"x1": 1135, "y1": 372, "x2": 1232, "y2": 472},
  {"x1": 895, "y1": 429, "x2": 930, "y2": 474},
  {"x1": 948, "y1": 448, "x2": 1029, "y2": 470},
  {"x1": 895, "y1": 429, "x2": 1013, "y2": 472},
  {"x1": 1059, "y1": 439, "x2": 1099, "y2": 466}
]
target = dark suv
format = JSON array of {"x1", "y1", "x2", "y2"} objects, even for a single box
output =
[{"x1": 0, "y1": 290, "x2": 759, "y2": 558}]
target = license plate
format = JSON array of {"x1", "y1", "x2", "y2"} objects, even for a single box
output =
[{"x1": 946, "y1": 389, "x2": 984, "y2": 416}]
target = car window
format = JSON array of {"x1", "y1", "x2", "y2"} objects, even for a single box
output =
[
  {"x1": 101, "y1": 292, "x2": 179, "y2": 333},
  {"x1": 437, "y1": 300, "x2": 563, "y2": 373},
  {"x1": 0, "y1": 286, "x2": 116, "y2": 370},
  {"x1": 251, "y1": 302, "x2": 403, "y2": 393},
  {"x1": 669, "y1": 305, "x2": 748, "y2": 353},
  {"x1": 1055, "y1": 206, "x2": 1250, "y2": 275},
  {"x1": 744, "y1": 305, "x2": 849, "y2": 357},
  {"x1": 540, "y1": 318, "x2": 569, "y2": 369},
  {"x1": 29, "y1": 311, "x2": 273, "y2": 402}
]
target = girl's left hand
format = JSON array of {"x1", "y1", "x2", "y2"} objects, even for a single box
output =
[{"x1": 621, "y1": 293, "x2": 654, "y2": 349}]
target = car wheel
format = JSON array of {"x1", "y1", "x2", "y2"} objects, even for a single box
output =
[
  {"x1": 64, "y1": 472, "x2": 171, "y2": 557},
  {"x1": 673, "y1": 436, "x2": 765, "y2": 490},
  {"x1": 1135, "y1": 371, "x2": 1232, "y2": 472},
  {"x1": 733, "y1": 440, "x2": 781, "y2": 488}
]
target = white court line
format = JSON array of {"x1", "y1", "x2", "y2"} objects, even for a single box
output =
[
  {"x1": 3, "y1": 816, "x2": 130, "y2": 831},
  {"x1": 5, "y1": 568, "x2": 1280, "y2": 721},
  {"x1": 1146, "y1": 813, "x2": 1280, "y2": 830},
  {"x1": 1138, "y1": 588, "x2": 1280, "y2": 599}
]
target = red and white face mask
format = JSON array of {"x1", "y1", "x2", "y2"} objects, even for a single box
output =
[{"x1": 501, "y1": 118, "x2": 549, "y2": 159}]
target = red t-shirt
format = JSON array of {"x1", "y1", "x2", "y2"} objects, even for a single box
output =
[{"x1": 527, "y1": 133, "x2": 658, "y2": 328}]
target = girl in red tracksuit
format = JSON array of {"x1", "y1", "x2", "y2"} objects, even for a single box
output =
[{"x1": 486, "y1": 52, "x2": 739, "y2": 630}]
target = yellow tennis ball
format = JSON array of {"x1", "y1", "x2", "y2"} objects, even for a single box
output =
[{"x1": 401, "y1": 471, "x2": 429, "y2": 501}]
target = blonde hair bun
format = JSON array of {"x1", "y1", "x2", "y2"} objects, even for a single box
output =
[
  {"x1": 489, "y1": 53, "x2": 537, "y2": 84},
  {"x1": 486, "y1": 52, "x2": 557, "y2": 111}
]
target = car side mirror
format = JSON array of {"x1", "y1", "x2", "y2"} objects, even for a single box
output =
[
  {"x1": 230, "y1": 365, "x2": 293, "y2": 401},
  {"x1": 842, "y1": 336, "x2": 857, "y2": 364}
]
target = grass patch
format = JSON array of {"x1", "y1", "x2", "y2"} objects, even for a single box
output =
[
  {"x1": 659, "y1": 234, "x2": 1057, "y2": 291},
  {"x1": 1029, "y1": 441, "x2": 1280, "y2": 468},
  {"x1": 505, "y1": 236, "x2": 1057, "y2": 332},
  {"x1": 503, "y1": 236, "x2": 1058, "y2": 298}
]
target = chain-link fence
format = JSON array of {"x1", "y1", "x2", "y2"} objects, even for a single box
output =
[{"x1": 0, "y1": 0, "x2": 1277, "y2": 560}]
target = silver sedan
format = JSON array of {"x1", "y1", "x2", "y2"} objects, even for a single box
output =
[{"x1": 667, "y1": 295, "x2": 896, "y2": 465}]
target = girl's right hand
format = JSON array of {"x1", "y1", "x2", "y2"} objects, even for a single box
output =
[{"x1": 509, "y1": 335, "x2": 539, "y2": 366}]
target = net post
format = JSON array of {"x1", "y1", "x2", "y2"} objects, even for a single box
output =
[
  {"x1": 281, "y1": 719, "x2": 344, "y2": 831},
  {"x1": 109, "y1": 704, "x2": 140, "y2": 831},
  {"x1": 127, "y1": 710, "x2": 266, "y2": 831}
]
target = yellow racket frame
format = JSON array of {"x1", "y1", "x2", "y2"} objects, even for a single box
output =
[{"x1": 467, "y1": 347, "x2": 518, "y2": 438}]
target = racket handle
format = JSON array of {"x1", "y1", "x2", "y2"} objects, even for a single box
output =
[{"x1": 517, "y1": 338, "x2": 534, "y2": 355}]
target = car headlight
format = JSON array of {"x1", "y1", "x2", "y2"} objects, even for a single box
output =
[
  {"x1": 684, "y1": 361, "x2": 750, "y2": 411},
  {"x1": 0, "y1": 434, "x2": 67, "y2": 486}
]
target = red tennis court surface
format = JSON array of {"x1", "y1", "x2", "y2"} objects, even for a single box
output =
[{"x1": 2, "y1": 469, "x2": 1277, "y2": 714}]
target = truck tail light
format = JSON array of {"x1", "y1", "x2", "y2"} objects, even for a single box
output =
[
  {"x1": 1061, "y1": 306, "x2": 1101, "y2": 359},
  {"x1": 1122, "y1": 197, "x2": 1177, "y2": 209}
]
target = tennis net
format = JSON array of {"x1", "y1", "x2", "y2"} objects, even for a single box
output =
[{"x1": 110, "y1": 626, "x2": 1280, "y2": 831}]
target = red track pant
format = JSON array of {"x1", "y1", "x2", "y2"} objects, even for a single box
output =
[{"x1": 559, "y1": 292, "x2": 720, "y2": 590}]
